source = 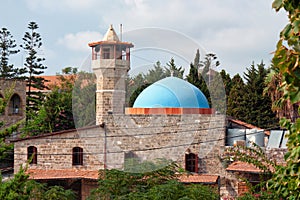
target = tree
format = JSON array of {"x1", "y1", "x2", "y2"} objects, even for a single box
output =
[
  {"x1": 266, "y1": 1, "x2": 300, "y2": 199},
  {"x1": 193, "y1": 48, "x2": 200, "y2": 69},
  {"x1": 225, "y1": 1, "x2": 300, "y2": 199},
  {"x1": 72, "y1": 71, "x2": 96, "y2": 128},
  {"x1": 21, "y1": 21, "x2": 47, "y2": 116},
  {"x1": 0, "y1": 166, "x2": 76, "y2": 200},
  {"x1": 127, "y1": 61, "x2": 166, "y2": 107},
  {"x1": 198, "y1": 53, "x2": 220, "y2": 106},
  {"x1": 265, "y1": 65, "x2": 299, "y2": 121},
  {"x1": 0, "y1": 27, "x2": 22, "y2": 79},
  {"x1": 186, "y1": 63, "x2": 202, "y2": 89},
  {"x1": 219, "y1": 69, "x2": 232, "y2": 97},
  {"x1": 227, "y1": 74, "x2": 247, "y2": 119},
  {"x1": 22, "y1": 68, "x2": 78, "y2": 135},
  {"x1": 88, "y1": 161, "x2": 219, "y2": 200},
  {"x1": 242, "y1": 62, "x2": 278, "y2": 129},
  {"x1": 0, "y1": 82, "x2": 21, "y2": 166},
  {"x1": 164, "y1": 58, "x2": 184, "y2": 78},
  {"x1": 144, "y1": 61, "x2": 166, "y2": 83}
]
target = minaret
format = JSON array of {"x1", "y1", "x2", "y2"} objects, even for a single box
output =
[{"x1": 89, "y1": 25, "x2": 134, "y2": 125}]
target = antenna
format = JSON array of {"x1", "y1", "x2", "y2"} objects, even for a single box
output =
[{"x1": 120, "y1": 24, "x2": 123, "y2": 41}]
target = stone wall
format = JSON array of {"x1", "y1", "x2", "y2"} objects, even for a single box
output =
[
  {"x1": 13, "y1": 113, "x2": 234, "y2": 197},
  {"x1": 0, "y1": 79, "x2": 26, "y2": 128},
  {"x1": 14, "y1": 126, "x2": 106, "y2": 172},
  {"x1": 266, "y1": 148, "x2": 287, "y2": 163},
  {"x1": 14, "y1": 114, "x2": 226, "y2": 173}
]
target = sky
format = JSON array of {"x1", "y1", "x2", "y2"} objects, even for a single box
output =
[{"x1": 1, "y1": 0, "x2": 288, "y2": 77}]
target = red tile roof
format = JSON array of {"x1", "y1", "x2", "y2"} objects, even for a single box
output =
[
  {"x1": 27, "y1": 75, "x2": 75, "y2": 92},
  {"x1": 26, "y1": 169, "x2": 219, "y2": 184},
  {"x1": 227, "y1": 118, "x2": 270, "y2": 136},
  {"x1": 178, "y1": 174, "x2": 219, "y2": 184},
  {"x1": 10, "y1": 125, "x2": 100, "y2": 142},
  {"x1": 226, "y1": 161, "x2": 273, "y2": 173},
  {"x1": 26, "y1": 169, "x2": 99, "y2": 180}
]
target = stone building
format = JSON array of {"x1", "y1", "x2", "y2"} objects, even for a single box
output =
[
  {"x1": 0, "y1": 79, "x2": 26, "y2": 129},
  {"x1": 12, "y1": 25, "x2": 272, "y2": 199}
]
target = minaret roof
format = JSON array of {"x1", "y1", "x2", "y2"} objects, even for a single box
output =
[
  {"x1": 88, "y1": 24, "x2": 133, "y2": 47},
  {"x1": 102, "y1": 24, "x2": 120, "y2": 42}
]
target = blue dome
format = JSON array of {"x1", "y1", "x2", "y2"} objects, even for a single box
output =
[{"x1": 133, "y1": 77, "x2": 209, "y2": 108}]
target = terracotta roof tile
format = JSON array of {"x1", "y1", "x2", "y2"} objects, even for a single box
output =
[
  {"x1": 228, "y1": 118, "x2": 270, "y2": 136},
  {"x1": 26, "y1": 169, "x2": 99, "y2": 180},
  {"x1": 178, "y1": 174, "x2": 219, "y2": 184},
  {"x1": 27, "y1": 75, "x2": 75, "y2": 92},
  {"x1": 226, "y1": 161, "x2": 274, "y2": 173}
]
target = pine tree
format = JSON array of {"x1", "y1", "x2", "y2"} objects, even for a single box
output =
[
  {"x1": 21, "y1": 22, "x2": 47, "y2": 116},
  {"x1": 164, "y1": 58, "x2": 184, "y2": 78},
  {"x1": 0, "y1": 27, "x2": 21, "y2": 79},
  {"x1": 219, "y1": 69, "x2": 232, "y2": 97},
  {"x1": 227, "y1": 74, "x2": 246, "y2": 118},
  {"x1": 242, "y1": 62, "x2": 278, "y2": 128},
  {"x1": 144, "y1": 61, "x2": 166, "y2": 83}
]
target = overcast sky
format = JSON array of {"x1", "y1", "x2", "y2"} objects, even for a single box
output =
[{"x1": 1, "y1": 0, "x2": 288, "y2": 77}]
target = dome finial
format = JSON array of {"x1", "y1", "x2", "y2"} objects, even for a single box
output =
[
  {"x1": 102, "y1": 24, "x2": 120, "y2": 41},
  {"x1": 170, "y1": 70, "x2": 174, "y2": 77}
]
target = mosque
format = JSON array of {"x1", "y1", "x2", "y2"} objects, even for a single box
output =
[{"x1": 11, "y1": 25, "x2": 274, "y2": 199}]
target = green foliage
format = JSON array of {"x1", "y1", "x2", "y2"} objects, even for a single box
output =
[
  {"x1": 72, "y1": 71, "x2": 96, "y2": 128},
  {"x1": 164, "y1": 58, "x2": 184, "y2": 78},
  {"x1": 42, "y1": 186, "x2": 76, "y2": 200},
  {"x1": 243, "y1": 62, "x2": 278, "y2": 128},
  {"x1": 225, "y1": 143, "x2": 276, "y2": 175},
  {"x1": 128, "y1": 83, "x2": 151, "y2": 107},
  {"x1": 21, "y1": 21, "x2": 47, "y2": 115},
  {"x1": 126, "y1": 59, "x2": 183, "y2": 106},
  {"x1": 237, "y1": 191, "x2": 279, "y2": 200},
  {"x1": 227, "y1": 62, "x2": 278, "y2": 129},
  {"x1": 0, "y1": 166, "x2": 76, "y2": 200},
  {"x1": 265, "y1": 1, "x2": 300, "y2": 199},
  {"x1": 23, "y1": 68, "x2": 78, "y2": 135},
  {"x1": 224, "y1": 144, "x2": 278, "y2": 199},
  {"x1": 88, "y1": 161, "x2": 218, "y2": 200},
  {"x1": 219, "y1": 69, "x2": 232, "y2": 97},
  {"x1": 144, "y1": 61, "x2": 166, "y2": 83},
  {"x1": 186, "y1": 63, "x2": 201, "y2": 89},
  {"x1": 0, "y1": 82, "x2": 20, "y2": 164},
  {"x1": 227, "y1": 74, "x2": 247, "y2": 118},
  {"x1": 0, "y1": 27, "x2": 22, "y2": 79}
]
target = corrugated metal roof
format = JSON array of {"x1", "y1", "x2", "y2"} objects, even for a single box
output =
[{"x1": 267, "y1": 130, "x2": 284, "y2": 148}]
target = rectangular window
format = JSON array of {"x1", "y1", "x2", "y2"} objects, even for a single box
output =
[
  {"x1": 185, "y1": 153, "x2": 198, "y2": 173},
  {"x1": 72, "y1": 147, "x2": 83, "y2": 165},
  {"x1": 103, "y1": 48, "x2": 110, "y2": 59}
]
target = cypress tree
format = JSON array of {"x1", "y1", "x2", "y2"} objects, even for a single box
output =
[
  {"x1": 186, "y1": 63, "x2": 201, "y2": 89},
  {"x1": 227, "y1": 74, "x2": 246, "y2": 118}
]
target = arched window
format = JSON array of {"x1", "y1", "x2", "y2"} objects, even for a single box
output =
[
  {"x1": 72, "y1": 147, "x2": 83, "y2": 165},
  {"x1": 185, "y1": 153, "x2": 198, "y2": 173},
  {"x1": 9, "y1": 94, "x2": 21, "y2": 115},
  {"x1": 27, "y1": 146, "x2": 37, "y2": 164}
]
